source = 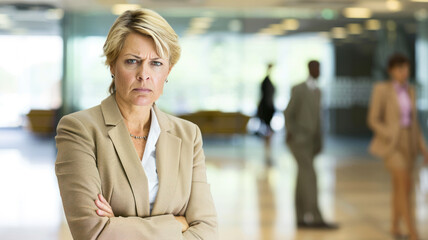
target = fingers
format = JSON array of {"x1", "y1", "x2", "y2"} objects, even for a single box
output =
[
  {"x1": 95, "y1": 198, "x2": 111, "y2": 213},
  {"x1": 95, "y1": 194, "x2": 114, "y2": 217},
  {"x1": 98, "y1": 194, "x2": 109, "y2": 205},
  {"x1": 174, "y1": 216, "x2": 189, "y2": 232},
  {"x1": 96, "y1": 209, "x2": 111, "y2": 217}
]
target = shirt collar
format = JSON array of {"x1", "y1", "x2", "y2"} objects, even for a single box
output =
[
  {"x1": 306, "y1": 76, "x2": 318, "y2": 90},
  {"x1": 393, "y1": 81, "x2": 408, "y2": 91},
  {"x1": 147, "y1": 107, "x2": 161, "y2": 147},
  {"x1": 141, "y1": 107, "x2": 161, "y2": 161}
]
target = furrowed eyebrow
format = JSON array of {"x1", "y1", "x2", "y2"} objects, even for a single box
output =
[
  {"x1": 123, "y1": 54, "x2": 162, "y2": 61},
  {"x1": 124, "y1": 54, "x2": 142, "y2": 59}
]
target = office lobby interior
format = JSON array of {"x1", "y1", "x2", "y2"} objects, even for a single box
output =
[{"x1": 1, "y1": 0, "x2": 428, "y2": 239}]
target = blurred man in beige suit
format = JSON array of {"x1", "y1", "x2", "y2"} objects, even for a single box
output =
[{"x1": 284, "y1": 61, "x2": 337, "y2": 229}]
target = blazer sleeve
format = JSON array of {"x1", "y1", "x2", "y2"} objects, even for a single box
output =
[
  {"x1": 284, "y1": 86, "x2": 299, "y2": 136},
  {"x1": 55, "y1": 115, "x2": 183, "y2": 240},
  {"x1": 413, "y1": 87, "x2": 428, "y2": 153},
  {"x1": 315, "y1": 90, "x2": 323, "y2": 153},
  {"x1": 182, "y1": 124, "x2": 218, "y2": 240},
  {"x1": 367, "y1": 84, "x2": 391, "y2": 139}
]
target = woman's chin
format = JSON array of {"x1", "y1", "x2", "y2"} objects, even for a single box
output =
[{"x1": 132, "y1": 97, "x2": 155, "y2": 107}]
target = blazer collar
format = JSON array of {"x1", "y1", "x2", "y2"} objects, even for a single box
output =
[
  {"x1": 101, "y1": 94, "x2": 175, "y2": 130},
  {"x1": 151, "y1": 105, "x2": 181, "y2": 215},
  {"x1": 101, "y1": 94, "x2": 123, "y2": 126},
  {"x1": 100, "y1": 94, "x2": 181, "y2": 216},
  {"x1": 387, "y1": 81, "x2": 416, "y2": 119},
  {"x1": 153, "y1": 104, "x2": 174, "y2": 132}
]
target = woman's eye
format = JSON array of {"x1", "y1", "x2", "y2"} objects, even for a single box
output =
[
  {"x1": 125, "y1": 59, "x2": 138, "y2": 64},
  {"x1": 152, "y1": 61, "x2": 162, "y2": 66}
]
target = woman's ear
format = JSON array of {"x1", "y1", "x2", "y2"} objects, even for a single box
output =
[{"x1": 110, "y1": 64, "x2": 114, "y2": 76}]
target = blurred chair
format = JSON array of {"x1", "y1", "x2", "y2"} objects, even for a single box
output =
[
  {"x1": 178, "y1": 111, "x2": 250, "y2": 136},
  {"x1": 26, "y1": 109, "x2": 57, "y2": 134}
]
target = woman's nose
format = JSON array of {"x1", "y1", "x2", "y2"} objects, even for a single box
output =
[{"x1": 136, "y1": 63, "x2": 150, "y2": 81}]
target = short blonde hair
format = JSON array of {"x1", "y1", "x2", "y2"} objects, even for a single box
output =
[{"x1": 103, "y1": 8, "x2": 181, "y2": 94}]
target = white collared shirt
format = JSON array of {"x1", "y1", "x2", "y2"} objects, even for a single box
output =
[
  {"x1": 141, "y1": 107, "x2": 161, "y2": 212},
  {"x1": 306, "y1": 77, "x2": 319, "y2": 90}
]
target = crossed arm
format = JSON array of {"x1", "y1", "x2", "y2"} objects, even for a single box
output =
[
  {"x1": 95, "y1": 193, "x2": 189, "y2": 232},
  {"x1": 55, "y1": 115, "x2": 218, "y2": 240}
]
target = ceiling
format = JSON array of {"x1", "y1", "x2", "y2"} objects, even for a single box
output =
[
  {"x1": 4, "y1": 0, "x2": 428, "y2": 17},
  {"x1": 0, "y1": 0, "x2": 427, "y2": 36}
]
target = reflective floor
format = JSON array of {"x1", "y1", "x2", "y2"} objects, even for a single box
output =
[{"x1": 0, "y1": 128, "x2": 427, "y2": 240}]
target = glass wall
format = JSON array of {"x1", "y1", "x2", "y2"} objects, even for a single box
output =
[
  {"x1": 0, "y1": 35, "x2": 63, "y2": 127},
  {"x1": 63, "y1": 11, "x2": 334, "y2": 117}
]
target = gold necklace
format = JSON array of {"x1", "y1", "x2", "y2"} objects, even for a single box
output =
[{"x1": 129, "y1": 133, "x2": 148, "y2": 140}]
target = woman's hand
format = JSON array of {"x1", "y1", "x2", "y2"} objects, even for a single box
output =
[
  {"x1": 95, "y1": 194, "x2": 188, "y2": 232},
  {"x1": 95, "y1": 194, "x2": 115, "y2": 218},
  {"x1": 174, "y1": 216, "x2": 189, "y2": 232}
]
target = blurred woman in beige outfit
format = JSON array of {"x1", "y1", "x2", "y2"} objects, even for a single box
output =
[{"x1": 368, "y1": 54, "x2": 428, "y2": 240}]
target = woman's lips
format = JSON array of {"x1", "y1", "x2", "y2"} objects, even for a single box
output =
[{"x1": 133, "y1": 88, "x2": 152, "y2": 92}]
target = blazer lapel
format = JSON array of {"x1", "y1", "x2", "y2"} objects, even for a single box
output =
[
  {"x1": 409, "y1": 86, "x2": 419, "y2": 154},
  {"x1": 302, "y1": 83, "x2": 318, "y2": 120},
  {"x1": 409, "y1": 86, "x2": 416, "y2": 119},
  {"x1": 101, "y1": 95, "x2": 151, "y2": 217},
  {"x1": 388, "y1": 82, "x2": 401, "y2": 120},
  {"x1": 151, "y1": 105, "x2": 181, "y2": 215}
]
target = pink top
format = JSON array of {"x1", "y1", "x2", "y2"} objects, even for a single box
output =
[{"x1": 393, "y1": 82, "x2": 412, "y2": 127}]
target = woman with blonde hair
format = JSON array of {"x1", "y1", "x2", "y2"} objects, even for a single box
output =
[
  {"x1": 368, "y1": 53, "x2": 428, "y2": 240},
  {"x1": 55, "y1": 8, "x2": 218, "y2": 239}
]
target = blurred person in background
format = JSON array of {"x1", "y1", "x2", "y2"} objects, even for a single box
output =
[
  {"x1": 256, "y1": 63, "x2": 275, "y2": 166},
  {"x1": 368, "y1": 53, "x2": 428, "y2": 240},
  {"x1": 55, "y1": 8, "x2": 217, "y2": 240},
  {"x1": 284, "y1": 60, "x2": 338, "y2": 229}
]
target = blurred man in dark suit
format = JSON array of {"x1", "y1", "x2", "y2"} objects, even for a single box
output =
[{"x1": 257, "y1": 63, "x2": 275, "y2": 166}]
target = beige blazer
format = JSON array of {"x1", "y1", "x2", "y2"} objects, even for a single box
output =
[
  {"x1": 367, "y1": 81, "x2": 426, "y2": 159},
  {"x1": 55, "y1": 95, "x2": 218, "y2": 240},
  {"x1": 284, "y1": 82, "x2": 322, "y2": 155}
]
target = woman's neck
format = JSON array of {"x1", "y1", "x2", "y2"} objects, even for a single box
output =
[
  {"x1": 392, "y1": 79, "x2": 407, "y2": 86},
  {"x1": 115, "y1": 95, "x2": 152, "y2": 133}
]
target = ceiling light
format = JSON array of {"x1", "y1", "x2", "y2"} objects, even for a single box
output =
[
  {"x1": 281, "y1": 19, "x2": 300, "y2": 30},
  {"x1": 343, "y1": 7, "x2": 372, "y2": 18},
  {"x1": 347, "y1": 23, "x2": 363, "y2": 34},
  {"x1": 46, "y1": 8, "x2": 64, "y2": 20},
  {"x1": 190, "y1": 17, "x2": 214, "y2": 29},
  {"x1": 365, "y1": 19, "x2": 381, "y2": 30},
  {"x1": 185, "y1": 28, "x2": 206, "y2": 36},
  {"x1": 411, "y1": 0, "x2": 428, "y2": 2},
  {"x1": 415, "y1": 9, "x2": 428, "y2": 20},
  {"x1": 331, "y1": 27, "x2": 347, "y2": 39},
  {"x1": 190, "y1": 21, "x2": 211, "y2": 29},
  {"x1": 192, "y1": 17, "x2": 214, "y2": 23},
  {"x1": 386, "y1": 0, "x2": 402, "y2": 12},
  {"x1": 112, "y1": 4, "x2": 141, "y2": 15},
  {"x1": 269, "y1": 23, "x2": 283, "y2": 30},
  {"x1": 321, "y1": 9, "x2": 336, "y2": 20},
  {"x1": 259, "y1": 28, "x2": 285, "y2": 36}
]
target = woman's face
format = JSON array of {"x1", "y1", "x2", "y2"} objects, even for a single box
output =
[
  {"x1": 111, "y1": 32, "x2": 171, "y2": 107},
  {"x1": 389, "y1": 63, "x2": 409, "y2": 84}
]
